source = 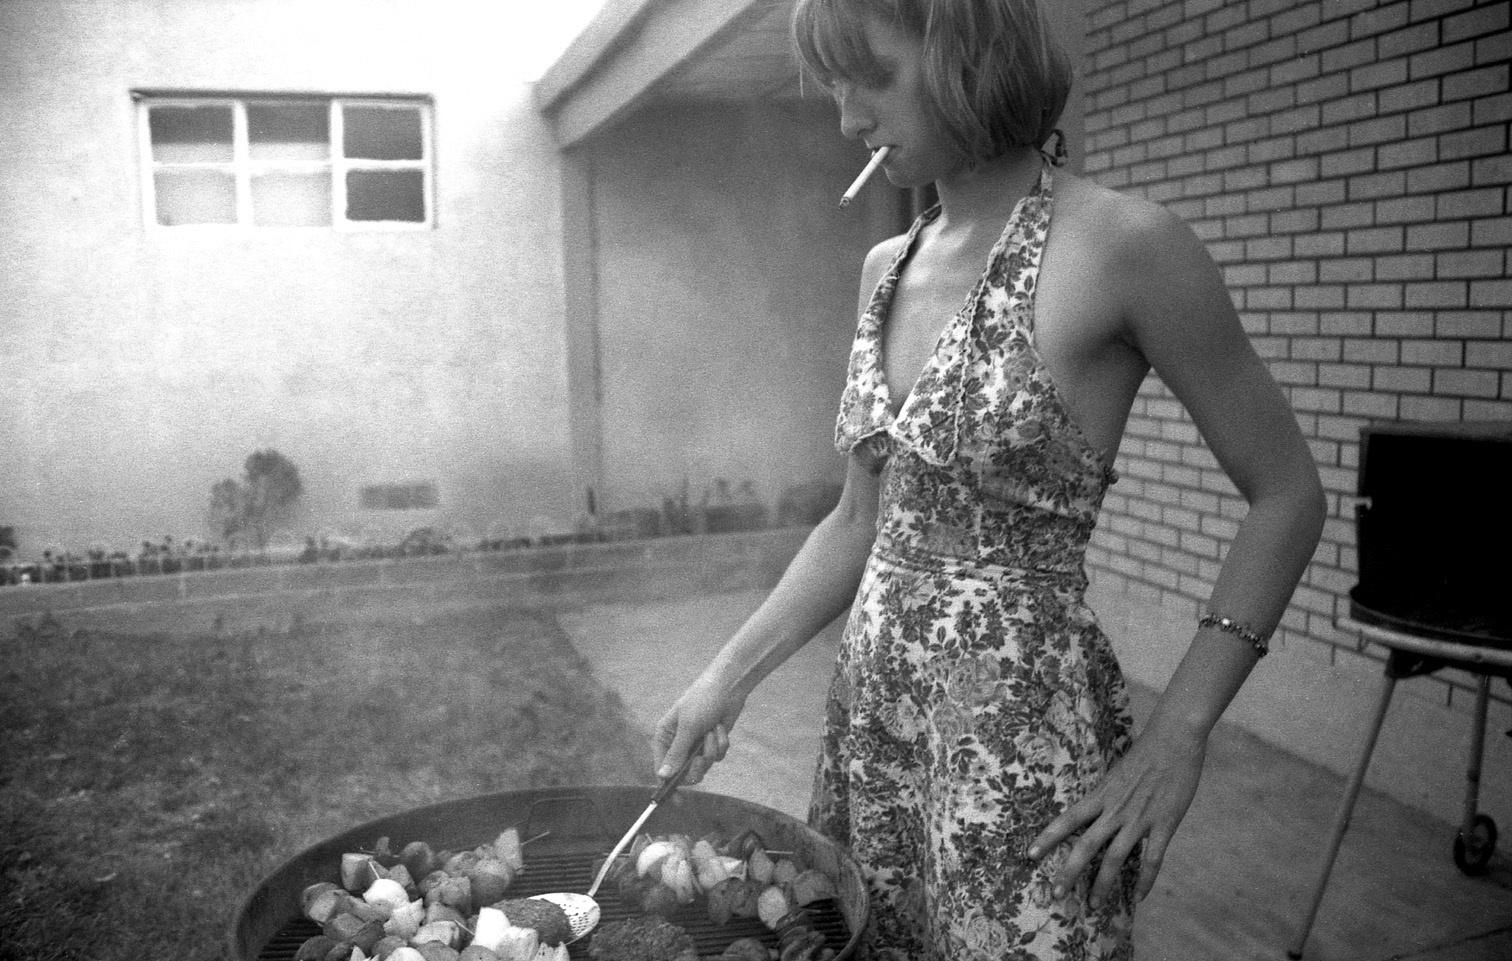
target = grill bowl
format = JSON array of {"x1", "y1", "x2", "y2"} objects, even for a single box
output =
[{"x1": 229, "y1": 786, "x2": 867, "y2": 960}]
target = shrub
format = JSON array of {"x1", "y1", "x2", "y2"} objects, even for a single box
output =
[{"x1": 208, "y1": 449, "x2": 304, "y2": 550}]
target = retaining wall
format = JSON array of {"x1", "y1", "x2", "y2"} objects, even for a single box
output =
[{"x1": 0, "y1": 529, "x2": 809, "y2": 631}]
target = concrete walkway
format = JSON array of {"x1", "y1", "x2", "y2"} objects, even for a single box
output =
[{"x1": 559, "y1": 589, "x2": 1512, "y2": 961}]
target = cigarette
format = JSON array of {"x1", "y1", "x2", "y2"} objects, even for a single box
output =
[{"x1": 839, "y1": 146, "x2": 891, "y2": 207}]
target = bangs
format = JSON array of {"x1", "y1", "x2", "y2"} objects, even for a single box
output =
[
  {"x1": 792, "y1": 0, "x2": 1071, "y2": 162},
  {"x1": 791, "y1": 0, "x2": 893, "y2": 89}
]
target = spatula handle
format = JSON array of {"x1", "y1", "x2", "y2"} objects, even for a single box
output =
[
  {"x1": 584, "y1": 753, "x2": 699, "y2": 898},
  {"x1": 650, "y1": 751, "x2": 697, "y2": 804}
]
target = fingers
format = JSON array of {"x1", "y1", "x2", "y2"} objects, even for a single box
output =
[
  {"x1": 1027, "y1": 793, "x2": 1138, "y2": 905},
  {"x1": 1027, "y1": 794, "x2": 1101, "y2": 862},
  {"x1": 651, "y1": 709, "x2": 679, "y2": 773},
  {"x1": 656, "y1": 719, "x2": 730, "y2": 784},
  {"x1": 1032, "y1": 806, "x2": 1169, "y2": 907},
  {"x1": 685, "y1": 723, "x2": 729, "y2": 785},
  {"x1": 655, "y1": 728, "x2": 696, "y2": 780},
  {"x1": 1046, "y1": 815, "x2": 1118, "y2": 900},
  {"x1": 1133, "y1": 829, "x2": 1169, "y2": 902},
  {"x1": 1088, "y1": 823, "x2": 1143, "y2": 905}
]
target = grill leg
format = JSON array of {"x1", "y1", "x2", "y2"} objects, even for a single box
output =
[
  {"x1": 1286, "y1": 672, "x2": 1397, "y2": 960},
  {"x1": 1461, "y1": 674, "x2": 1491, "y2": 838}
]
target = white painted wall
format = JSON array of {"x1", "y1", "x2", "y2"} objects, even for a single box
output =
[{"x1": 0, "y1": 1, "x2": 595, "y2": 552}]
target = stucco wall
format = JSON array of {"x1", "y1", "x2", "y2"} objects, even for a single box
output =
[
  {"x1": 0, "y1": 0, "x2": 581, "y2": 553},
  {"x1": 578, "y1": 100, "x2": 904, "y2": 514}
]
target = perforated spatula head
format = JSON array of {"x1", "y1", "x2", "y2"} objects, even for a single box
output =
[{"x1": 529, "y1": 754, "x2": 695, "y2": 943}]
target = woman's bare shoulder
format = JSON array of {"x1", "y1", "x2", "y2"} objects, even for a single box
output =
[
  {"x1": 1055, "y1": 173, "x2": 1193, "y2": 263},
  {"x1": 864, "y1": 232, "x2": 909, "y2": 271},
  {"x1": 856, "y1": 232, "x2": 908, "y2": 297}
]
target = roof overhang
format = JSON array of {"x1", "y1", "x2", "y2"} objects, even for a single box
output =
[{"x1": 534, "y1": 0, "x2": 805, "y2": 149}]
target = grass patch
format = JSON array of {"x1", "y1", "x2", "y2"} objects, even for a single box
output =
[{"x1": 0, "y1": 602, "x2": 647, "y2": 961}]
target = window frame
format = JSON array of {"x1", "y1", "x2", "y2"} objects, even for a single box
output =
[{"x1": 133, "y1": 90, "x2": 436, "y2": 232}]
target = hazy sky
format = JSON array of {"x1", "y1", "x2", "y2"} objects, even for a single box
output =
[{"x1": 503, "y1": 0, "x2": 611, "y2": 81}]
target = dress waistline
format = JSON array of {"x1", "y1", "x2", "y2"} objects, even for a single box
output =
[{"x1": 871, "y1": 535, "x2": 1089, "y2": 592}]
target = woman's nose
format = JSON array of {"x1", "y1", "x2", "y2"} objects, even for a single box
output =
[{"x1": 834, "y1": 82, "x2": 870, "y2": 140}]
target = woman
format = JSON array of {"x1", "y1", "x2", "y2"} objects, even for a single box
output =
[{"x1": 653, "y1": 1, "x2": 1327, "y2": 957}]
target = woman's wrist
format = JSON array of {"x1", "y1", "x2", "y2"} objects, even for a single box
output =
[
  {"x1": 701, "y1": 655, "x2": 757, "y2": 702},
  {"x1": 1142, "y1": 709, "x2": 1214, "y2": 748}
]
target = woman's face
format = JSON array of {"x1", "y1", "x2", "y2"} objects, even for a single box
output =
[{"x1": 831, "y1": 16, "x2": 968, "y2": 188}]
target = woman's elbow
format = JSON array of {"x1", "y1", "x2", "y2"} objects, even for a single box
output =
[
  {"x1": 1249, "y1": 455, "x2": 1326, "y2": 545},
  {"x1": 1290, "y1": 463, "x2": 1328, "y2": 547}
]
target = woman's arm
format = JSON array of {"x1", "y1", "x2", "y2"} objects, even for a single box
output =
[
  {"x1": 652, "y1": 452, "x2": 882, "y2": 782},
  {"x1": 652, "y1": 237, "x2": 901, "y2": 782},
  {"x1": 1030, "y1": 201, "x2": 1327, "y2": 902}
]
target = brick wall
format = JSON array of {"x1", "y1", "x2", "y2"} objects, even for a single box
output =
[{"x1": 1080, "y1": 0, "x2": 1510, "y2": 701}]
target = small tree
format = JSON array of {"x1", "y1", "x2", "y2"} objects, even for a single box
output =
[
  {"x1": 208, "y1": 449, "x2": 304, "y2": 551},
  {"x1": 208, "y1": 478, "x2": 244, "y2": 549}
]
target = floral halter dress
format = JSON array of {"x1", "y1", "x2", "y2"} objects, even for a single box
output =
[{"x1": 808, "y1": 165, "x2": 1138, "y2": 960}]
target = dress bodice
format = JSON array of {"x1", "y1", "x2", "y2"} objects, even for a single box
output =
[{"x1": 834, "y1": 165, "x2": 1117, "y2": 577}]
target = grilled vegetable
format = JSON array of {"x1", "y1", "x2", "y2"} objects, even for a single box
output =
[
  {"x1": 747, "y1": 847, "x2": 776, "y2": 884},
  {"x1": 757, "y1": 885, "x2": 792, "y2": 930},
  {"x1": 719, "y1": 829, "x2": 767, "y2": 860},
  {"x1": 400, "y1": 841, "x2": 439, "y2": 880},
  {"x1": 719, "y1": 938, "x2": 770, "y2": 961},
  {"x1": 496, "y1": 899, "x2": 573, "y2": 947},
  {"x1": 382, "y1": 899, "x2": 425, "y2": 940},
  {"x1": 295, "y1": 936, "x2": 340, "y2": 961},
  {"x1": 342, "y1": 854, "x2": 383, "y2": 894},
  {"x1": 467, "y1": 859, "x2": 514, "y2": 907},
  {"x1": 635, "y1": 840, "x2": 678, "y2": 879},
  {"x1": 789, "y1": 869, "x2": 837, "y2": 907}
]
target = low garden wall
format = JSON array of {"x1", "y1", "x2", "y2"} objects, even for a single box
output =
[{"x1": 0, "y1": 528, "x2": 809, "y2": 629}]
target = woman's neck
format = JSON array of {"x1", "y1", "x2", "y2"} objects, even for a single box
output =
[{"x1": 932, "y1": 146, "x2": 1045, "y2": 234}]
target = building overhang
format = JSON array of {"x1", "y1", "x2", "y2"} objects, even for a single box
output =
[{"x1": 534, "y1": 0, "x2": 806, "y2": 149}]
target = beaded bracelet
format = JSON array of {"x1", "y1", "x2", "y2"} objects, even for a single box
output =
[{"x1": 1198, "y1": 612, "x2": 1271, "y2": 658}]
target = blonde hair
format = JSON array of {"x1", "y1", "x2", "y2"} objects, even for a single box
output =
[{"x1": 792, "y1": 0, "x2": 1072, "y2": 164}]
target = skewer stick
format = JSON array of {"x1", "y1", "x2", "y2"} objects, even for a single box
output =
[{"x1": 839, "y1": 146, "x2": 891, "y2": 207}]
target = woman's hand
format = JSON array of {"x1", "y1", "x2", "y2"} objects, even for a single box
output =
[
  {"x1": 1027, "y1": 723, "x2": 1207, "y2": 904},
  {"x1": 652, "y1": 674, "x2": 747, "y2": 785}
]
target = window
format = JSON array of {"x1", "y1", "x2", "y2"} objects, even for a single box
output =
[
  {"x1": 135, "y1": 93, "x2": 434, "y2": 229},
  {"x1": 360, "y1": 482, "x2": 440, "y2": 511}
]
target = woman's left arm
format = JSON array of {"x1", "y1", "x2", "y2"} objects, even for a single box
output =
[{"x1": 1028, "y1": 201, "x2": 1327, "y2": 903}]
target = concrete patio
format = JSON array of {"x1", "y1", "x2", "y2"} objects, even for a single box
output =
[{"x1": 560, "y1": 588, "x2": 1512, "y2": 961}]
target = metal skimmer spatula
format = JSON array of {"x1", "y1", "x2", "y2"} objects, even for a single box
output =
[{"x1": 529, "y1": 754, "x2": 695, "y2": 943}]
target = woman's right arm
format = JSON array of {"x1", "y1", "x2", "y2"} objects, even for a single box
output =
[
  {"x1": 652, "y1": 237, "x2": 900, "y2": 782},
  {"x1": 652, "y1": 447, "x2": 882, "y2": 782}
]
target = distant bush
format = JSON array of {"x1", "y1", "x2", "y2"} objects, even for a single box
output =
[
  {"x1": 208, "y1": 449, "x2": 304, "y2": 551},
  {"x1": 776, "y1": 480, "x2": 842, "y2": 526}
]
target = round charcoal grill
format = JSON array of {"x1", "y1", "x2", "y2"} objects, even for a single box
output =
[{"x1": 230, "y1": 786, "x2": 868, "y2": 961}]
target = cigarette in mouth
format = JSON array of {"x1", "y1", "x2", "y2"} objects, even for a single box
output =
[{"x1": 839, "y1": 146, "x2": 891, "y2": 207}]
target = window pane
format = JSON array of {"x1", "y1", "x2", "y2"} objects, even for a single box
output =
[
  {"x1": 248, "y1": 102, "x2": 329, "y2": 162},
  {"x1": 153, "y1": 169, "x2": 237, "y2": 225},
  {"x1": 252, "y1": 172, "x2": 332, "y2": 226},
  {"x1": 149, "y1": 105, "x2": 234, "y2": 163},
  {"x1": 346, "y1": 169, "x2": 425, "y2": 222},
  {"x1": 343, "y1": 105, "x2": 423, "y2": 160}
]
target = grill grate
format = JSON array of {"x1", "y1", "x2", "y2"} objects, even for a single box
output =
[{"x1": 256, "y1": 850, "x2": 851, "y2": 960}]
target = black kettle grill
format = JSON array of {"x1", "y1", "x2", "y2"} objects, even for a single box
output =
[{"x1": 1290, "y1": 420, "x2": 1512, "y2": 959}]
